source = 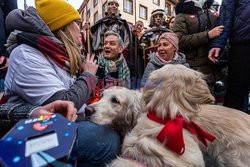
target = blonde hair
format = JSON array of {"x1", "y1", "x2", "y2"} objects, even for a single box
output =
[{"x1": 55, "y1": 24, "x2": 82, "y2": 76}]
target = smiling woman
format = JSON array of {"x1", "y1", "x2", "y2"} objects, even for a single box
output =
[{"x1": 140, "y1": 32, "x2": 189, "y2": 88}]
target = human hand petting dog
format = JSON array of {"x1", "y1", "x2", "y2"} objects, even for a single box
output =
[{"x1": 31, "y1": 100, "x2": 78, "y2": 122}]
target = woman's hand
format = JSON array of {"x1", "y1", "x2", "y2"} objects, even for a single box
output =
[
  {"x1": 31, "y1": 100, "x2": 78, "y2": 122},
  {"x1": 208, "y1": 25, "x2": 224, "y2": 39},
  {"x1": 82, "y1": 54, "x2": 98, "y2": 75}
]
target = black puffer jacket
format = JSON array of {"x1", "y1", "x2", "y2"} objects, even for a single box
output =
[{"x1": 210, "y1": 0, "x2": 250, "y2": 48}]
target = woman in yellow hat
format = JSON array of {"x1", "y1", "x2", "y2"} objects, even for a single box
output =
[{"x1": 4, "y1": 0, "x2": 120, "y2": 166}]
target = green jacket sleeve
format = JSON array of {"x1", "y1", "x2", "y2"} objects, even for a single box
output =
[{"x1": 173, "y1": 14, "x2": 209, "y2": 50}]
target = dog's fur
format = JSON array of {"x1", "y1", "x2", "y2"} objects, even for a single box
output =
[
  {"x1": 119, "y1": 64, "x2": 214, "y2": 167},
  {"x1": 90, "y1": 65, "x2": 250, "y2": 167},
  {"x1": 194, "y1": 105, "x2": 250, "y2": 167},
  {"x1": 89, "y1": 87, "x2": 143, "y2": 137},
  {"x1": 107, "y1": 157, "x2": 146, "y2": 167}
]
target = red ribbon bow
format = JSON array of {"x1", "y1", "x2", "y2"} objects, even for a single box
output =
[{"x1": 147, "y1": 110, "x2": 216, "y2": 155}]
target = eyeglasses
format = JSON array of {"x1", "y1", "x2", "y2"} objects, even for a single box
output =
[{"x1": 75, "y1": 20, "x2": 82, "y2": 27}]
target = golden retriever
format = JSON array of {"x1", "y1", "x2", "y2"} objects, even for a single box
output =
[
  {"x1": 139, "y1": 64, "x2": 250, "y2": 167},
  {"x1": 90, "y1": 64, "x2": 250, "y2": 167},
  {"x1": 119, "y1": 64, "x2": 216, "y2": 167},
  {"x1": 88, "y1": 86, "x2": 143, "y2": 137}
]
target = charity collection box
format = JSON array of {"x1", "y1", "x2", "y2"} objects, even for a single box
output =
[{"x1": 0, "y1": 114, "x2": 78, "y2": 167}]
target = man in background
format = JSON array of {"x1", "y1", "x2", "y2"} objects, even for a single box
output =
[{"x1": 208, "y1": 0, "x2": 250, "y2": 113}]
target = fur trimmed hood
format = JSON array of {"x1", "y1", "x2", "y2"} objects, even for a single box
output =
[
  {"x1": 175, "y1": 0, "x2": 214, "y2": 15},
  {"x1": 175, "y1": 1, "x2": 201, "y2": 15}
]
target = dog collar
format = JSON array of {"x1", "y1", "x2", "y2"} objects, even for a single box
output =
[{"x1": 147, "y1": 110, "x2": 216, "y2": 155}]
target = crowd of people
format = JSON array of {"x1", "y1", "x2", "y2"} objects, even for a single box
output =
[{"x1": 0, "y1": 0, "x2": 249, "y2": 166}]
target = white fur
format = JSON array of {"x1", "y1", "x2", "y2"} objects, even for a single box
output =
[
  {"x1": 90, "y1": 65, "x2": 250, "y2": 167},
  {"x1": 89, "y1": 86, "x2": 143, "y2": 135}
]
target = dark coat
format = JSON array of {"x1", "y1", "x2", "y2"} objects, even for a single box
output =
[
  {"x1": 174, "y1": 1, "x2": 218, "y2": 68},
  {"x1": 0, "y1": 103, "x2": 36, "y2": 136},
  {"x1": 173, "y1": 1, "x2": 218, "y2": 87},
  {"x1": 210, "y1": 0, "x2": 250, "y2": 48}
]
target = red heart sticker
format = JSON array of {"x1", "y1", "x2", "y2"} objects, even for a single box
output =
[{"x1": 33, "y1": 122, "x2": 48, "y2": 131}]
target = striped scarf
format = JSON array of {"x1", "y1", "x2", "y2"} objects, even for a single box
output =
[
  {"x1": 97, "y1": 54, "x2": 130, "y2": 86},
  {"x1": 6, "y1": 31, "x2": 79, "y2": 75}
]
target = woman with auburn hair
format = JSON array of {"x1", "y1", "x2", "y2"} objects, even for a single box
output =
[{"x1": 4, "y1": 0, "x2": 120, "y2": 166}]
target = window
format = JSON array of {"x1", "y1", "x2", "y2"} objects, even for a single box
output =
[
  {"x1": 86, "y1": 9, "x2": 90, "y2": 19},
  {"x1": 153, "y1": 0, "x2": 160, "y2": 5},
  {"x1": 102, "y1": 1, "x2": 107, "y2": 17},
  {"x1": 93, "y1": 0, "x2": 98, "y2": 7},
  {"x1": 139, "y1": 5, "x2": 147, "y2": 20},
  {"x1": 165, "y1": 2, "x2": 171, "y2": 16},
  {"x1": 94, "y1": 11, "x2": 98, "y2": 23},
  {"x1": 123, "y1": 0, "x2": 133, "y2": 14}
]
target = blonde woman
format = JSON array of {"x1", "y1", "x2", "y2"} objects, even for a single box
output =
[{"x1": 4, "y1": 0, "x2": 120, "y2": 166}]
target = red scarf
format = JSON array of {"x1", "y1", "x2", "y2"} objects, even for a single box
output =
[
  {"x1": 147, "y1": 110, "x2": 216, "y2": 155},
  {"x1": 14, "y1": 32, "x2": 74, "y2": 74}
]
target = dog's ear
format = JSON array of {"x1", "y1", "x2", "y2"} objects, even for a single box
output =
[
  {"x1": 112, "y1": 94, "x2": 129, "y2": 108},
  {"x1": 175, "y1": 71, "x2": 215, "y2": 118},
  {"x1": 124, "y1": 91, "x2": 143, "y2": 127},
  {"x1": 184, "y1": 71, "x2": 215, "y2": 105},
  {"x1": 111, "y1": 95, "x2": 120, "y2": 104}
]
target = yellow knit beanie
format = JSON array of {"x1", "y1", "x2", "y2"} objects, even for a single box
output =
[{"x1": 35, "y1": 0, "x2": 81, "y2": 31}]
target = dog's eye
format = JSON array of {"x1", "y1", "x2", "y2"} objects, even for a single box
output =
[
  {"x1": 111, "y1": 96, "x2": 119, "y2": 104},
  {"x1": 100, "y1": 92, "x2": 104, "y2": 98}
]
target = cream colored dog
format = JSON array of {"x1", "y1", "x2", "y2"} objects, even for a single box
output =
[
  {"x1": 119, "y1": 64, "x2": 217, "y2": 167},
  {"x1": 88, "y1": 86, "x2": 143, "y2": 137},
  {"x1": 90, "y1": 65, "x2": 250, "y2": 167},
  {"x1": 135, "y1": 64, "x2": 250, "y2": 167}
]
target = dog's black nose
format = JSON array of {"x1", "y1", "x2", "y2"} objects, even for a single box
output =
[{"x1": 85, "y1": 106, "x2": 95, "y2": 117}]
